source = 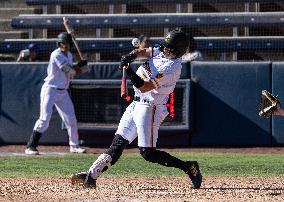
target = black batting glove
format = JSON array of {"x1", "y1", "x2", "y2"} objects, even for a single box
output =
[
  {"x1": 77, "y1": 60, "x2": 88, "y2": 68},
  {"x1": 120, "y1": 53, "x2": 137, "y2": 70}
]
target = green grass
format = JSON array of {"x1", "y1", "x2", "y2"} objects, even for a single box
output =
[{"x1": 1, "y1": 152, "x2": 284, "y2": 178}]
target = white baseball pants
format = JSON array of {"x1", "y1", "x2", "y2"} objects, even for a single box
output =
[
  {"x1": 33, "y1": 84, "x2": 79, "y2": 146},
  {"x1": 116, "y1": 101, "x2": 169, "y2": 147}
]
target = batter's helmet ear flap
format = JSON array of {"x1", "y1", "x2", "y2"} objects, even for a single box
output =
[{"x1": 57, "y1": 32, "x2": 73, "y2": 48}]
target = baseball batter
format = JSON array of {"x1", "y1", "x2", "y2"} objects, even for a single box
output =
[
  {"x1": 25, "y1": 32, "x2": 89, "y2": 155},
  {"x1": 71, "y1": 30, "x2": 202, "y2": 188}
]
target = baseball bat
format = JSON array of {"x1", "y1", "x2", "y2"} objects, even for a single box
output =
[
  {"x1": 63, "y1": 16, "x2": 84, "y2": 60},
  {"x1": 120, "y1": 66, "x2": 128, "y2": 99}
]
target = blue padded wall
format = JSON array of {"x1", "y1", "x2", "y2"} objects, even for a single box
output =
[
  {"x1": 272, "y1": 62, "x2": 284, "y2": 145},
  {"x1": 0, "y1": 63, "x2": 68, "y2": 144},
  {"x1": 0, "y1": 62, "x2": 273, "y2": 146},
  {"x1": 0, "y1": 62, "x2": 191, "y2": 145},
  {"x1": 190, "y1": 62, "x2": 271, "y2": 146}
]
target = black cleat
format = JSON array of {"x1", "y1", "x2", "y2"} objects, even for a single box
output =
[
  {"x1": 83, "y1": 172, "x2": 97, "y2": 188},
  {"x1": 185, "y1": 161, "x2": 202, "y2": 189},
  {"x1": 70, "y1": 172, "x2": 87, "y2": 185}
]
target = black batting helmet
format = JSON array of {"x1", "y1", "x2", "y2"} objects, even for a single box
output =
[
  {"x1": 160, "y1": 30, "x2": 189, "y2": 57},
  {"x1": 57, "y1": 32, "x2": 73, "y2": 47}
]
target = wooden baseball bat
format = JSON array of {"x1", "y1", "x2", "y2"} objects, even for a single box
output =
[
  {"x1": 120, "y1": 66, "x2": 128, "y2": 99},
  {"x1": 63, "y1": 16, "x2": 84, "y2": 60}
]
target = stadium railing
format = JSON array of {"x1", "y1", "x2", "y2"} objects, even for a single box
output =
[
  {"x1": 2, "y1": 36, "x2": 284, "y2": 54},
  {"x1": 25, "y1": 0, "x2": 284, "y2": 5},
  {"x1": 0, "y1": 38, "x2": 161, "y2": 53},
  {"x1": 11, "y1": 12, "x2": 284, "y2": 29}
]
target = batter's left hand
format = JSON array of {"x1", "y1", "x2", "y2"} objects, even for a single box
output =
[{"x1": 120, "y1": 53, "x2": 137, "y2": 70}]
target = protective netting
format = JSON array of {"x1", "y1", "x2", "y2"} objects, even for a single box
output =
[
  {"x1": 1, "y1": 0, "x2": 284, "y2": 62},
  {"x1": 69, "y1": 80, "x2": 189, "y2": 130}
]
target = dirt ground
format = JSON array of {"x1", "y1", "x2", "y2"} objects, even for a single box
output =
[
  {"x1": 1, "y1": 145, "x2": 284, "y2": 202},
  {"x1": 1, "y1": 177, "x2": 284, "y2": 202}
]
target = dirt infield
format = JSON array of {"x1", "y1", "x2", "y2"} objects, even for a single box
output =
[
  {"x1": 1, "y1": 176, "x2": 284, "y2": 202},
  {"x1": 1, "y1": 146, "x2": 284, "y2": 201}
]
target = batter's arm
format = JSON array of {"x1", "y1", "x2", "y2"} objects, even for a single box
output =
[
  {"x1": 123, "y1": 65, "x2": 157, "y2": 93},
  {"x1": 138, "y1": 80, "x2": 156, "y2": 93},
  {"x1": 132, "y1": 48, "x2": 151, "y2": 59}
]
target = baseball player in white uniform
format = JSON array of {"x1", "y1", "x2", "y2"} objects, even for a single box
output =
[
  {"x1": 71, "y1": 30, "x2": 202, "y2": 189},
  {"x1": 25, "y1": 32, "x2": 89, "y2": 155}
]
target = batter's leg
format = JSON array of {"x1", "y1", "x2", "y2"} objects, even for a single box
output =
[
  {"x1": 71, "y1": 103, "x2": 137, "y2": 188},
  {"x1": 139, "y1": 147, "x2": 202, "y2": 189},
  {"x1": 25, "y1": 130, "x2": 42, "y2": 155},
  {"x1": 134, "y1": 102, "x2": 202, "y2": 189},
  {"x1": 71, "y1": 134, "x2": 129, "y2": 188},
  {"x1": 55, "y1": 91, "x2": 80, "y2": 147},
  {"x1": 26, "y1": 86, "x2": 56, "y2": 155},
  {"x1": 33, "y1": 85, "x2": 56, "y2": 133},
  {"x1": 87, "y1": 134, "x2": 129, "y2": 180}
]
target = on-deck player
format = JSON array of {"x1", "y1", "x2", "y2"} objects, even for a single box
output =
[
  {"x1": 25, "y1": 32, "x2": 89, "y2": 155},
  {"x1": 71, "y1": 30, "x2": 202, "y2": 188}
]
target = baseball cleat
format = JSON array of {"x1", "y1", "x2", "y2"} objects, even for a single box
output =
[
  {"x1": 70, "y1": 146, "x2": 86, "y2": 153},
  {"x1": 25, "y1": 147, "x2": 39, "y2": 155},
  {"x1": 186, "y1": 161, "x2": 202, "y2": 189},
  {"x1": 70, "y1": 172, "x2": 87, "y2": 185},
  {"x1": 83, "y1": 172, "x2": 96, "y2": 188}
]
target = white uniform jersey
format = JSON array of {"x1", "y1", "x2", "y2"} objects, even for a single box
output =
[
  {"x1": 33, "y1": 48, "x2": 79, "y2": 147},
  {"x1": 116, "y1": 47, "x2": 183, "y2": 148},
  {"x1": 44, "y1": 48, "x2": 73, "y2": 89},
  {"x1": 134, "y1": 47, "x2": 182, "y2": 105}
]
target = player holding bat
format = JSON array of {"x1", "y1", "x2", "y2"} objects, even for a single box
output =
[
  {"x1": 25, "y1": 32, "x2": 90, "y2": 155},
  {"x1": 71, "y1": 30, "x2": 202, "y2": 189}
]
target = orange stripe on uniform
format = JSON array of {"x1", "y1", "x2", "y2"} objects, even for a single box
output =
[{"x1": 150, "y1": 105, "x2": 157, "y2": 147}]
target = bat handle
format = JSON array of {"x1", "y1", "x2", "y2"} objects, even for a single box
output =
[
  {"x1": 122, "y1": 66, "x2": 127, "y2": 77},
  {"x1": 121, "y1": 65, "x2": 128, "y2": 99}
]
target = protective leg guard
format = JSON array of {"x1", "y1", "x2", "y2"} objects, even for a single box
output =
[
  {"x1": 88, "y1": 153, "x2": 112, "y2": 180},
  {"x1": 73, "y1": 135, "x2": 128, "y2": 188},
  {"x1": 26, "y1": 131, "x2": 42, "y2": 151},
  {"x1": 105, "y1": 134, "x2": 129, "y2": 165}
]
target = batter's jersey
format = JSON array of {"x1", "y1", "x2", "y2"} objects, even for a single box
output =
[
  {"x1": 134, "y1": 47, "x2": 182, "y2": 105},
  {"x1": 44, "y1": 48, "x2": 73, "y2": 89}
]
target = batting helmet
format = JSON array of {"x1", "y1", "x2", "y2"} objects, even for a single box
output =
[
  {"x1": 57, "y1": 32, "x2": 72, "y2": 47},
  {"x1": 160, "y1": 30, "x2": 189, "y2": 57}
]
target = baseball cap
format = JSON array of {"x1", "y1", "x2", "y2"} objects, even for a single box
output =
[{"x1": 28, "y1": 43, "x2": 37, "y2": 52}]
